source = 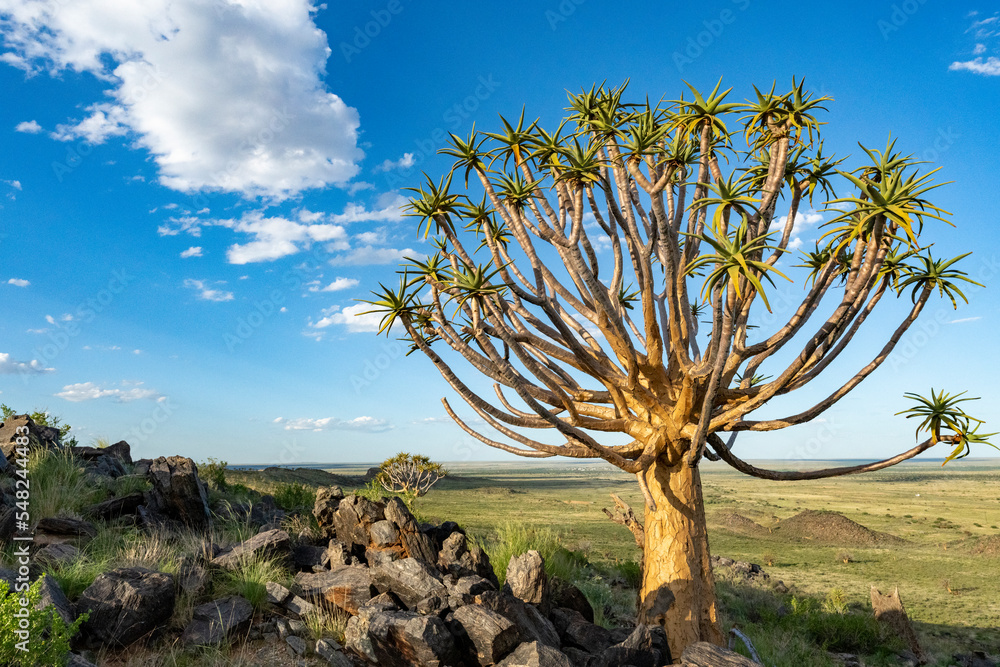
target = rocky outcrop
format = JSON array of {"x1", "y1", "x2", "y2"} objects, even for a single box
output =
[
  {"x1": 212, "y1": 528, "x2": 291, "y2": 569},
  {"x1": 0, "y1": 414, "x2": 61, "y2": 462},
  {"x1": 181, "y1": 596, "x2": 253, "y2": 646}
]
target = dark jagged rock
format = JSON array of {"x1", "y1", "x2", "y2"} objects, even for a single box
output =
[
  {"x1": 34, "y1": 543, "x2": 81, "y2": 569},
  {"x1": 550, "y1": 607, "x2": 612, "y2": 655},
  {"x1": 550, "y1": 578, "x2": 593, "y2": 623},
  {"x1": 0, "y1": 414, "x2": 61, "y2": 462},
  {"x1": 316, "y1": 637, "x2": 355, "y2": 666},
  {"x1": 85, "y1": 493, "x2": 144, "y2": 521},
  {"x1": 371, "y1": 557, "x2": 447, "y2": 609},
  {"x1": 145, "y1": 456, "x2": 211, "y2": 529},
  {"x1": 438, "y1": 530, "x2": 500, "y2": 588},
  {"x1": 496, "y1": 641, "x2": 573, "y2": 667},
  {"x1": 446, "y1": 574, "x2": 496, "y2": 609},
  {"x1": 452, "y1": 602, "x2": 522, "y2": 665},
  {"x1": 680, "y1": 641, "x2": 759, "y2": 666},
  {"x1": 369, "y1": 519, "x2": 400, "y2": 548},
  {"x1": 36, "y1": 574, "x2": 76, "y2": 628},
  {"x1": 211, "y1": 528, "x2": 290, "y2": 569},
  {"x1": 384, "y1": 497, "x2": 438, "y2": 563},
  {"x1": 330, "y1": 495, "x2": 385, "y2": 552},
  {"x1": 293, "y1": 544, "x2": 330, "y2": 572},
  {"x1": 366, "y1": 609, "x2": 460, "y2": 667},
  {"x1": 475, "y1": 590, "x2": 560, "y2": 650},
  {"x1": 181, "y1": 596, "x2": 253, "y2": 646},
  {"x1": 295, "y1": 566, "x2": 374, "y2": 615},
  {"x1": 78, "y1": 567, "x2": 175, "y2": 648},
  {"x1": 36, "y1": 516, "x2": 97, "y2": 539},
  {"x1": 588, "y1": 624, "x2": 672, "y2": 667},
  {"x1": 313, "y1": 486, "x2": 345, "y2": 536}
]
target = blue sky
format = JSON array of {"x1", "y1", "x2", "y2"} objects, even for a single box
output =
[{"x1": 0, "y1": 0, "x2": 997, "y2": 465}]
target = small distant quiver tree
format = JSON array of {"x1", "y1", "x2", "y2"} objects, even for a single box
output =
[
  {"x1": 363, "y1": 79, "x2": 993, "y2": 657},
  {"x1": 377, "y1": 452, "x2": 446, "y2": 502}
]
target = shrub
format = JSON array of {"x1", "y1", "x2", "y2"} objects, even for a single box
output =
[
  {"x1": 28, "y1": 448, "x2": 98, "y2": 520},
  {"x1": 376, "y1": 453, "x2": 446, "y2": 504},
  {"x1": 0, "y1": 577, "x2": 87, "y2": 666},
  {"x1": 272, "y1": 483, "x2": 315, "y2": 513},
  {"x1": 836, "y1": 550, "x2": 854, "y2": 564},
  {"x1": 200, "y1": 458, "x2": 229, "y2": 491}
]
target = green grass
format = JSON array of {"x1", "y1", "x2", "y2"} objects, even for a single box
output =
[
  {"x1": 215, "y1": 551, "x2": 293, "y2": 610},
  {"x1": 27, "y1": 447, "x2": 102, "y2": 520}
]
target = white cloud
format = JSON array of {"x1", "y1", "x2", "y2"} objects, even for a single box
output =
[
  {"x1": 948, "y1": 316, "x2": 982, "y2": 324},
  {"x1": 949, "y1": 57, "x2": 1000, "y2": 76},
  {"x1": 0, "y1": 0, "x2": 362, "y2": 199},
  {"x1": 223, "y1": 212, "x2": 348, "y2": 265},
  {"x1": 373, "y1": 153, "x2": 416, "y2": 173},
  {"x1": 310, "y1": 277, "x2": 359, "y2": 293},
  {"x1": 3, "y1": 180, "x2": 22, "y2": 190},
  {"x1": 310, "y1": 303, "x2": 383, "y2": 333},
  {"x1": 184, "y1": 278, "x2": 233, "y2": 302},
  {"x1": 329, "y1": 246, "x2": 414, "y2": 267},
  {"x1": 14, "y1": 120, "x2": 42, "y2": 133},
  {"x1": 272, "y1": 416, "x2": 392, "y2": 433},
  {"x1": 328, "y1": 193, "x2": 407, "y2": 225},
  {"x1": 0, "y1": 352, "x2": 54, "y2": 374},
  {"x1": 7, "y1": 278, "x2": 30, "y2": 287},
  {"x1": 180, "y1": 246, "x2": 203, "y2": 258},
  {"x1": 55, "y1": 381, "x2": 164, "y2": 403},
  {"x1": 974, "y1": 43, "x2": 987, "y2": 55}
]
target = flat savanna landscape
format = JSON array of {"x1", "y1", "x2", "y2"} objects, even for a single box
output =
[{"x1": 346, "y1": 458, "x2": 1000, "y2": 661}]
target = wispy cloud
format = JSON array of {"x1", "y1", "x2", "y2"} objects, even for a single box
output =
[
  {"x1": 373, "y1": 153, "x2": 416, "y2": 173},
  {"x1": 949, "y1": 56, "x2": 1000, "y2": 76},
  {"x1": 328, "y1": 246, "x2": 414, "y2": 267},
  {"x1": 184, "y1": 279, "x2": 234, "y2": 302},
  {"x1": 309, "y1": 303, "x2": 384, "y2": 334},
  {"x1": 55, "y1": 381, "x2": 165, "y2": 403},
  {"x1": 309, "y1": 277, "x2": 359, "y2": 293},
  {"x1": 0, "y1": 352, "x2": 54, "y2": 375},
  {"x1": 948, "y1": 316, "x2": 982, "y2": 324},
  {"x1": 180, "y1": 246, "x2": 203, "y2": 258},
  {"x1": 272, "y1": 416, "x2": 392, "y2": 433}
]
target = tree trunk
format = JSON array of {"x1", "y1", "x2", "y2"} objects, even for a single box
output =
[{"x1": 639, "y1": 456, "x2": 723, "y2": 658}]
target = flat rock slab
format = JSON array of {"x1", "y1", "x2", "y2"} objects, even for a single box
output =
[
  {"x1": 680, "y1": 641, "x2": 760, "y2": 666},
  {"x1": 34, "y1": 543, "x2": 81, "y2": 568},
  {"x1": 85, "y1": 493, "x2": 144, "y2": 521},
  {"x1": 212, "y1": 528, "x2": 290, "y2": 569},
  {"x1": 36, "y1": 517, "x2": 97, "y2": 538},
  {"x1": 181, "y1": 595, "x2": 253, "y2": 646},
  {"x1": 371, "y1": 557, "x2": 447, "y2": 609},
  {"x1": 295, "y1": 566, "x2": 373, "y2": 615},
  {"x1": 496, "y1": 641, "x2": 573, "y2": 667}
]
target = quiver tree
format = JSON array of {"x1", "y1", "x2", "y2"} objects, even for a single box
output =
[
  {"x1": 362, "y1": 79, "x2": 993, "y2": 657},
  {"x1": 377, "y1": 452, "x2": 446, "y2": 502}
]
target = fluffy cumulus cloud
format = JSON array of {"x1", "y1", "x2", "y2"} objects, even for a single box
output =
[
  {"x1": 373, "y1": 153, "x2": 416, "y2": 173},
  {"x1": 184, "y1": 278, "x2": 234, "y2": 302},
  {"x1": 14, "y1": 119, "x2": 42, "y2": 133},
  {"x1": 0, "y1": 0, "x2": 363, "y2": 198},
  {"x1": 55, "y1": 381, "x2": 164, "y2": 403},
  {"x1": 272, "y1": 416, "x2": 392, "y2": 432},
  {"x1": 7, "y1": 278, "x2": 30, "y2": 287},
  {"x1": 222, "y1": 212, "x2": 348, "y2": 265},
  {"x1": 0, "y1": 352, "x2": 53, "y2": 374},
  {"x1": 951, "y1": 13, "x2": 1000, "y2": 76},
  {"x1": 310, "y1": 277, "x2": 359, "y2": 292},
  {"x1": 309, "y1": 303, "x2": 384, "y2": 334},
  {"x1": 949, "y1": 57, "x2": 1000, "y2": 76},
  {"x1": 769, "y1": 208, "x2": 824, "y2": 251},
  {"x1": 180, "y1": 246, "x2": 202, "y2": 258}
]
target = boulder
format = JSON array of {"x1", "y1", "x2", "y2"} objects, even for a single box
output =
[
  {"x1": 36, "y1": 516, "x2": 97, "y2": 539},
  {"x1": 286, "y1": 635, "x2": 308, "y2": 656},
  {"x1": 439, "y1": 531, "x2": 499, "y2": 588},
  {"x1": 680, "y1": 642, "x2": 759, "y2": 666},
  {"x1": 366, "y1": 545, "x2": 405, "y2": 567},
  {"x1": 85, "y1": 493, "x2": 144, "y2": 521},
  {"x1": 550, "y1": 578, "x2": 593, "y2": 623},
  {"x1": 327, "y1": 540, "x2": 352, "y2": 568},
  {"x1": 293, "y1": 544, "x2": 330, "y2": 572},
  {"x1": 550, "y1": 607, "x2": 612, "y2": 654},
  {"x1": 452, "y1": 602, "x2": 522, "y2": 665},
  {"x1": 588, "y1": 624, "x2": 672, "y2": 667},
  {"x1": 496, "y1": 641, "x2": 573, "y2": 667},
  {"x1": 212, "y1": 529, "x2": 290, "y2": 569},
  {"x1": 181, "y1": 596, "x2": 253, "y2": 646},
  {"x1": 366, "y1": 609, "x2": 460, "y2": 667},
  {"x1": 371, "y1": 557, "x2": 448, "y2": 609},
  {"x1": 34, "y1": 543, "x2": 81, "y2": 569},
  {"x1": 313, "y1": 486, "x2": 345, "y2": 535},
  {"x1": 384, "y1": 497, "x2": 438, "y2": 562},
  {"x1": 0, "y1": 414, "x2": 61, "y2": 462},
  {"x1": 77, "y1": 567, "x2": 175, "y2": 648},
  {"x1": 370, "y1": 520, "x2": 400, "y2": 548},
  {"x1": 295, "y1": 566, "x2": 374, "y2": 615},
  {"x1": 145, "y1": 456, "x2": 211, "y2": 529},
  {"x1": 447, "y1": 574, "x2": 496, "y2": 609},
  {"x1": 316, "y1": 638, "x2": 354, "y2": 667},
  {"x1": 36, "y1": 574, "x2": 76, "y2": 628},
  {"x1": 475, "y1": 591, "x2": 560, "y2": 650},
  {"x1": 504, "y1": 551, "x2": 548, "y2": 610},
  {"x1": 72, "y1": 442, "x2": 133, "y2": 479}
]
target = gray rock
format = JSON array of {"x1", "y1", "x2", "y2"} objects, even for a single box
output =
[
  {"x1": 369, "y1": 519, "x2": 400, "y2": 548},
  {"x1": 181, "y1": 596, "x2": 253, "y2": 646},
  {"x1": 212, "y1": 528, "x2": 291, "y2": 569},
  {"x1": 589, "y1": 624, "x2": 672, "y2": 667},
  {"x1": 371, "y1": 557, "x2": 447, "y2": 608},
  {"x1": 329, "y1": 495, "x2": 385, "y2": 550},
  {"x1": 0, "y1": 414, "x2": 61, "y2": 462},
  {"x1": 177, "y1": 559, "x2": 209, "y2": 597},
  {"x1": 551, "y1": 578, "x2": 594, "y2": 623},
  {"x1": 313, "y1": 486, "x2": 345, "y2": 535},
  {"x1": 366, "y1": 545, "x2": 404, "y2": 567},
  {"x1": 447, "y1": 574, "x2": 496, "y2": 609},
  {"x1": 452, "y1": 603, "x2": 522, "y2": 665},
  {"x1": 295, "y1": 566, "x2": 374, "y2": 615},
  {"x1": 550, "y1": 607, "x2": 611, "y2": 654},
  {"x1": 439, "y1": 531, "x2": 499, "y2": 588},
  {"x1": 34, "y1": 543, "x2": 81, "y2": 568},
  {"x1": 316, "y1": 638, "x2": 354, "y2": 667},
  {"x1": 286, "y1": 634, "x2": 308, "y2": 656},
  {"x1": 78, "y1": 567, "x2": 175, "y2": 648},
  {"x1": 367, "y1": 609, "x2": 460, "y2": 667},
  {"x1": 504, "y1": 551, "x2": 548, "y2": 610},
  {"x1": 36, "y1": 516, "x2": 97, "y2": 539},
  {"x1": 84, "y1": 493, "x2": 144, "y2": 521},
  {"x1": 327, "y1": 540, "x2": 351, "y2": 568},
  {"x1": 266, "y1": 581, "x2": 293, "y2": 606},
  {"x1": 496, "y1": 641, "x2": 573, "y2": 667},
  {"x1": 145, "y1": 456, "x2": 211, "y2": 529}
]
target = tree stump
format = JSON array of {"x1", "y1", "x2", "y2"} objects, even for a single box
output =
[{"x1": 870, "y1": 586, "x2": 925, "y2": 663}]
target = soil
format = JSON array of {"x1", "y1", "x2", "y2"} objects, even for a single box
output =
[
  {"x1": 969, "y1": 535, "x2": 1000, "y2": 557},
  {"x1": 770, "y1": 510, "x2": 906, "y2": 547},
  {"x1": 716, "y1": 512, "x2": 769, "y2": 536}
]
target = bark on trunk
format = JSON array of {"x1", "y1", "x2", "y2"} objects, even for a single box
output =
[{"x1": 639, "y1": 456, "x2": 723, "y2": 658}]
